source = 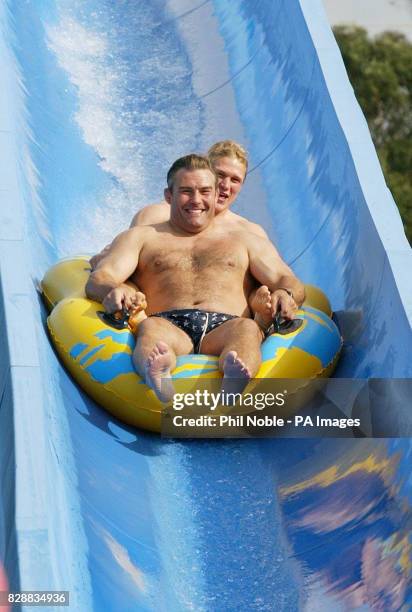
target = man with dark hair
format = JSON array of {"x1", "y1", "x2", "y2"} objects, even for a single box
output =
[
  {"x1": 133, "y1": 139, "x2": 250, "y2": 227},
  {"x1": 87, "y1": 154, "x2": 304, "y2": 401},
  {"x1": 166, "y1": 153, "x2": 218, "y2": 190},
  {"x1": 90, "y1": 140, "x2": 265, "y2": 270},
  {"x1": 89, "y1": 140, "x2": 291, "y2": 325}
]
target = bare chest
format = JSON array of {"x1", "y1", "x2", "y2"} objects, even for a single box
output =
[{"x1": 139, "y1": 236, "x2": 248, "y2": 276}]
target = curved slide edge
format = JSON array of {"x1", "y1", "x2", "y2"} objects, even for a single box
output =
[
  {"x1": 0, "y1": 2, "x2": 92, "y2": 608},
  {"x1": 300, "y1": 0, "x2": 412, "y2": 322}
]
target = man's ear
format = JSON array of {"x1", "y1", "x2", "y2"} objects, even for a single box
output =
[{"x1": 164, "y1": 187, "x2": 172, "y2": 204}]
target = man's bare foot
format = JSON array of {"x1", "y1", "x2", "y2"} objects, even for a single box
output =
[
  {"x1": 251, "y1": 285, "x2": 272, "y2": 326},
  {"x1": 223, "y1": 351, "x2": 252, "y2": 378},
  {"x1": 144, "y1": 341, "x2": 175, "y2": 402},
  {"x1": 221, "y1": 351, "x2": 252, "y2": 402}
]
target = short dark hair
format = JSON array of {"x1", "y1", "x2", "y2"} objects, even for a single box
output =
[{"x1": 167, "y1": 154, "x2": 217, "y2": 190}]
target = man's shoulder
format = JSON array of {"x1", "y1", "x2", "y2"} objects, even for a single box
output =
[
  {"x1": 131, "y1": 201, "x2": 170, "y2": 227},
  {"x1": 229, "y1": 212, "x2": 268, "y2": 239},
  {"x1": 130, "y1": 220, "x2": 174, "y2": 241}
]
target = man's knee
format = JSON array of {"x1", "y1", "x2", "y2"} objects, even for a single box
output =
[
  {"x1": 137, "y1": 316, "x2": 193, "y2": 355},
  {"x1": 231, "y1": 317, "x2": 263, "y2": 340},
  {"x1": 137, "y1": 317, "x2": 157, "y2": 333},
  {"x1": 135, "y1": 317, "x2": 162, "y2": 345}
]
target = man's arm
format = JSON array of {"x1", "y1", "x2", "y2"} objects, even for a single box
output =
[
  {"x1": 90, "y1": 202, "x2": 170, "y2": 270},
  {"x1": 241, "y1": 219, "x2": 273, "y2": 315},
  {"x1": 247, "y1": 233, "x2": 305, "y2": 321},
  {"x1": 86, "y1": 227, "x2": 147, "y2": 313}
]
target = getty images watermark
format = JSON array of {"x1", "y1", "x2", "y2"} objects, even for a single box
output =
[
  {"x1": 170, "y1": 389, "x2": 360, "y2": 430},
  {"x1": 172, "y1": 389, "x2": 287, "y2": 411},
  {"x1": 161, "y1": 378, "x2": 412, "y2": 438},
  {"x1": 160, "y1": 380, "x2": 367, "y2": 438}
]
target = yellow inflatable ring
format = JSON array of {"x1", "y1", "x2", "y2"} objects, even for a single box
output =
[{"x1": 42, "y1": 257, "x2": 342, "y2": 432}]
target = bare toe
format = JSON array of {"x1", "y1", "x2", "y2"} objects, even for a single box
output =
[
  {"x1": 221, "y1": 351, "x2": 251, "y2": 401},
  {"x1": 251, "y1": 286, "x2": 272, "y2": 318},
  {"x1": 145, "y1": 342, "x2": 175, "y2": 402},
  {"x1": 223, "y1": 351, "x2": 251, "y2": 379},
  {"x1": 157, "y1": 341, "x2": 169, "y2": 354}
]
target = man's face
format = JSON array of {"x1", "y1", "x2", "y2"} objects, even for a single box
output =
[
  {"x1": 166, "y1": 168, "x2": 217, "y2": 233},
  {"x1": 213, "y1": 156, "x2": 246, "y2": 214}
]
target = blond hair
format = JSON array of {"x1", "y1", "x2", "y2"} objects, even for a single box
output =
[
  {"x1": 166, "y1": 154, "x2": 217, "y2": 190},
  {"x1": 207, "y1": 140, "x2": 248, "y2": 173}
]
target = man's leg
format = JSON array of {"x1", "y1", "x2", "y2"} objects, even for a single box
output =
[
  {"x1": 200, "y1": 317, "x2": 264, "y2": 379},
  {"x1": 133, "y1": 317, "x2": 193, "y2": 401}
]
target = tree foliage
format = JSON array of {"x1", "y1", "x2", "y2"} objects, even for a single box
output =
[{"x1": 334, "y1": 25, "x2": 412, "y2": 244}]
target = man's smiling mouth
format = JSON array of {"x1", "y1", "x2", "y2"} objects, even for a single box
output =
[{"x1": 184, "y1": 207, "x2": 205, "y2": 215}]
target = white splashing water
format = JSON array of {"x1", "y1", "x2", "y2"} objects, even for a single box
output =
[
  {"x1": 47, "y1": 17, "x2": 150, "y2": 195},
  {"x1": 45, "y1": 4, "x2": 203, "y2": 254},
  {"x1": 46, "y1": 17, "x2": 144, "y2": 253}
]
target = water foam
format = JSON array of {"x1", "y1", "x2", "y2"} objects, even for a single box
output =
[{"x1": 46, "y1": 2, "x2": 203, "y2": 253}]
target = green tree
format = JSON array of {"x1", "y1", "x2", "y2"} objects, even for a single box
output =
[{"x1": 334, "y1": 25, "x2": 412, "y2": 244}]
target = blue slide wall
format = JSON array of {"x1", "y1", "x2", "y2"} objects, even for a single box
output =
[{"x1": 1, "y1": 0, "x2": 411, "y2": 609}]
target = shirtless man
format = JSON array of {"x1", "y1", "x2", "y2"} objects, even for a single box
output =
[
  {"x1": 86, "y1": 154, "x2": 305, "y2": 401},
  {"x1": 131, "y1": 140, "x2": 266, "y2": 235},
  {"x1": 90, "y1": 140, "x2": 291, "y2": 322}
]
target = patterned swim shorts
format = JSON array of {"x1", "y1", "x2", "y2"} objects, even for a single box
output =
[{"x1": 150, "y1": 308, "x2": 238, "y2": 353}]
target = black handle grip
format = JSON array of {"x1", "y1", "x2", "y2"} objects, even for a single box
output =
[
  {"x1": 270, "y1": 314, "x2": 303, "y2": 335},
  {"x1": 97, "y1": 310, "x2": 130, "y2": 330}
]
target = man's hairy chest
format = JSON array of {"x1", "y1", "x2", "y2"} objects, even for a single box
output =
[{"x1": 138, "y1": 235, "x2": 249, "y2": 276}]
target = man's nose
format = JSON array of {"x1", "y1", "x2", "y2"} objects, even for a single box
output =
[
  {"x1": 220, "y1": 176, "x2": 230, "y2": 191},
  {"x1": 191, "y1": 189, "x2": 202, "y2": 203}
]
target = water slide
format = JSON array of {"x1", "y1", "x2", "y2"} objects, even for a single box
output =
[{"x1": 1, "y1": 0, "x2": 411, "y2": 609}]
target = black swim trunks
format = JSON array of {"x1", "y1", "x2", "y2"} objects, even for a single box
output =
[{"x1": 150, "y1": 309, "x2": 238, "y2": 353}]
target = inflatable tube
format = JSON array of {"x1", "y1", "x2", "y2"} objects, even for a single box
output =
[
  {"x1": 42, "y1": 258, "x2": 342, "y2": 431},
  {"x1": 42, "y1": 256, "x2": 334, "y2": 316}
]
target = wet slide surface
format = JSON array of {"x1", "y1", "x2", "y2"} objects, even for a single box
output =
[{"x1": 0, "y1": 0, "x2": 411, "y2": 610}]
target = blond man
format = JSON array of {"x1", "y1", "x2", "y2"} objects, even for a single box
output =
[
  {"x1": 87, "y1": 155, "x2": 305, "y2": 401},
  {"x1": 90, "y1": 141, "x2": 301, "y2": 324}
]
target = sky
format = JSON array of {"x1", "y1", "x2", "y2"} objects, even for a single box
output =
[{"x1": 322, "y1": 0, "x2": 412, "y2": 40}]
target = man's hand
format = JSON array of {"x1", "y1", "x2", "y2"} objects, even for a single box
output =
[
  {"x1": 250, "y1": 285, "x2": 299, "y2": 331},
  {"x1": 102, "y1": 285, "x2": 147, "y2": 314},
  {"x1": 247, "y1": 234, "x2": 306, "y2": 309},
  {"x1": 271, "y1": 289, "x2": 298, "y2": 320}
]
